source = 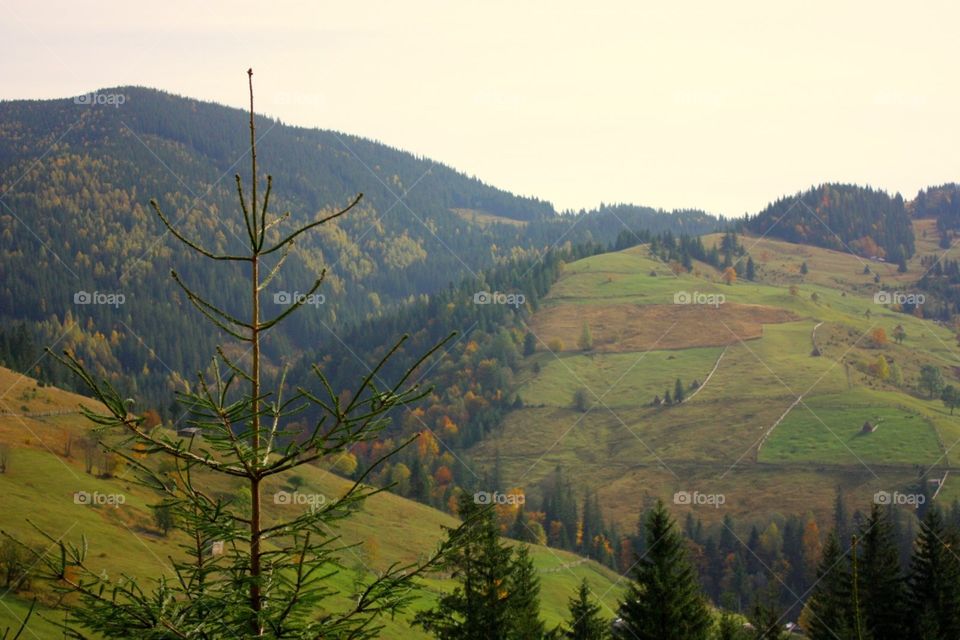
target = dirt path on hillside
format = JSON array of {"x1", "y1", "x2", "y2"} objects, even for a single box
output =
[
  {"x1": 755, "y1": 395, "x2": 805, "y2": 460},
  {"x1": 683, "y1": 346, "x2": 728, "y2": 403}
]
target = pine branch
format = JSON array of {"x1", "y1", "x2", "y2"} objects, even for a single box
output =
[{"x1": 150, "y1": 199, "x2": 250, "y2": 262}]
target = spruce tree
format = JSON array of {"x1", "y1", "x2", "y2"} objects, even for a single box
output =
[
  {"x1": 749, "y1": 592, "x2": 787, "y2": 640},
  {"x1": 415, "y1": 493, "x2": 515, "y2": 639},
  {"x1": 716, "y1": 611, "x2": 748, "y2": 640},
  {"x1": 564, "y1": 579, "x2": 609, "y2": 640},
  {"x1": 907, "y1": 506, "x2": 960, "y2": 639},
  {"x1": 615, "y1": 500, "x2": 711, "y2": 640},
  {"x1": 834, "y1": 487, "x2": 850, "y2": 551},
  {"x1": 578, "y1": 322, "x2": 593, "y2": 351},
  {"x1": 806, "y1": 532, "x2": 855, "y2": 640},
  {"x1": 746, "y1": 257, "x2": 756, "y2": 281},
  {"x1": 13, "y1": 70, "x2": 461, "y2": 639},
  {"x1": 674, "y1": 378, "x2": 685, "y2": 403},
  {"x1": 510, "y1": 504, "x2": 541, "y2": 544},
  {"x1": 524, "y1": 331, "x2": 537, "y2": 356},
  {"x1": 508, "y1": 545, "x2": 546, "y2": 640},
  {"x1": 580, "y1": 491, "x2": 604, "y2": 558},
  {"x1": 857, "y1": 504, "x2": 906, "y2": 640}
]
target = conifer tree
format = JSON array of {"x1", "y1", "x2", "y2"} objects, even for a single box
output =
[
  {"x1": 615, "y1": 500, "x2": 711, "y2": 640},
  {"x1": 542, "y1": 465, "x2": 578, "y2": 550},
  {"x1": 908, "y1": 506, "x2": 960, "y2": 639},
  {"x1": 578, "y1": 322, "x2": 593, "y2": 351},
  {"x1": 564, "y1": 579, "x2": 609, "y2": 640},
  {"x1": 14, "y1": 70, "x2": 461, "y2": 639},
  {"x1": 857, "y1": 504, "x2": 906, "y2": 640},
  {"x1": 674, "y1": 378, "x2": 685, "y2": 403},
  {"x1": 748, "y1": 589, "x2": 788, "y2": 640},
  {"x1": 715, "y1": 611, "x2": 748, "y2": 640},
  {"x1": 508, "y1": 545, "x2": 546, "y2": 639},
  {"x1": 580, "y1": 490, "x2": 604, "y2": 558},
  {"x1": 806, "y1": 532, "x2": 855, "y2": 640},
  {"x1": 510, "y1": 504, "x2": 540, "y2": 544},
  {"x1": 834, "y1": 487, "x2": 850, "y2": 551},
  {"x1": 524, "y1": 331, "x2": 537, "y2": 356},
  {"x1": 415, "y1": 493, "x2": 514, "y2": 639}
]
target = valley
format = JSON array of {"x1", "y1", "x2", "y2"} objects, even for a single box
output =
[{"x1": 1, "y1": 84, "x2": 960, "y2": 638}]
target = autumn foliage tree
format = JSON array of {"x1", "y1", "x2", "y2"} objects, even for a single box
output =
[
  {"x1": 722, "y1": 266, "x2": 737, "y2": 285},
  {"x1": 871, "y1": 327, "x2": 888, "y2": 347}
]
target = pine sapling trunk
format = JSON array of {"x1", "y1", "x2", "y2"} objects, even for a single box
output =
[
  {"x1": 851, "y1": 534, "x2": 864, "y2": 640},
  {"x1": 248, "y1": 67, "x2": 264, "y2": 635}
]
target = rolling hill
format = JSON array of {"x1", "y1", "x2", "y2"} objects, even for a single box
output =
[
  {"x1": 0, "y1": 365, "x2": 625, "y2": 638},
  {"x1": 745, "y1": 183, "x2": 915, "y2": 264},
  {"x1": 0, "y1": 87, "x2": 717, "y2": 415},
  {"x1": 468, "y1": 222, "x2": 959, "y2": 534},
  {"x1": 3, "y1": 84, "x2": 960, "y2": 636}
]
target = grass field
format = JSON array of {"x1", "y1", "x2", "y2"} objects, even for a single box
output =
[
  {"x1": 470, "y1": 236, "x2": 960, "y2": 532},
  {"x1": 517, "y1": 347, "x2": 724, "y2": 408},
  {"x1": 529, "y1": 301, "x2": 797, "y2": 353},
  {"x1": 760, "y1": 388, "x2": 944, "y2": 465},
  {"x1": 0, "y1": 368, "x2": 625, "y2": 638}
]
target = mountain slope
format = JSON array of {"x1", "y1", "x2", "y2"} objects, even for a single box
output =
[
  {"x1": 468, "y1": 230, "x2": 958, "y2": 533},
  {"x1": 0, "y1": 87, "x2": 717, "y2": 409},
  {"x1": 745, "y1": 183, "x2": 915, "y2": 263},
  {"x1": 0, "y1": 365, "x2": 625, "y2": 638}
]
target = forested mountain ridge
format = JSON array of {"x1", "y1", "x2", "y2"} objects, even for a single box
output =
[
  {"x1": 912, "y1": 183, "x2": 960, "y2": 238},
  {"x1": 745, "y1": 183, "x2": 915, "y2": 265},
  {"x1": 0, "y1": 87, "x2": 718, "y2": 404}
]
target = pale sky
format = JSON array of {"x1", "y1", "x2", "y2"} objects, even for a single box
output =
[{"x1": 2, "y1": 1, "x2": 958, "y2": 217}]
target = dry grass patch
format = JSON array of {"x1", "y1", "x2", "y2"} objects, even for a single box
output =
[
  {"x1": 452, "y1": 207, "x2": 527, "y2": 227},
  {"x1": 530, "y1": 302, "x2": 798, "y2": 352}
]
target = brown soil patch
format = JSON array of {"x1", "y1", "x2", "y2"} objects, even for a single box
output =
[{"x1": 530, "y1": 303, "x2": 798, "y2": 352}]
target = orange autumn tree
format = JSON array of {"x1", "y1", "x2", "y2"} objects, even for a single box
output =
[
  {"x1": 722, "y1": 266, "x2": 737, "y2": 285},
  {"x1": 871, "y1": 327, "x2": 888, "y2": 347}
]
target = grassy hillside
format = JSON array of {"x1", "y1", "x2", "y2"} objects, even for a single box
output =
[
  {"x1": 470, "y1": 231, "x2": 960, "y2": 531},
  {"x1": 0, "y1": 367, "x2": 625, "y2": 638}
]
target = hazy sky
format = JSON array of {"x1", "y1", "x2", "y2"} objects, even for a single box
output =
[{"x1": 2, "y1": 1, "x2": 958, "y2": 217}]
